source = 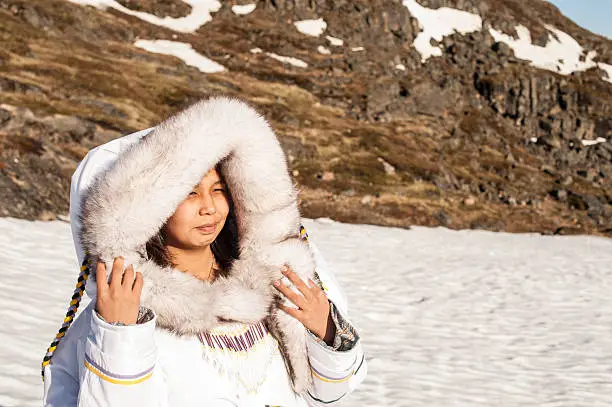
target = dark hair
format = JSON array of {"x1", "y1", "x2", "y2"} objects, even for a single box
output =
[{"x1": 143, "y1": 164, "x2": 239, "y2": 278}]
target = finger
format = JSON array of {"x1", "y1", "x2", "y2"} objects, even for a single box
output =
[
  {"x1": 281, "y1": 265, "x2": 313, "y2": 301},
  {"x1": 96, "y1": 261, "x2": 108, "y2": 295},
  {"x1": 133, "y1": 272, "x2": 144, "y2": 297},
  {"x1": 278, "y1": 303, "x2": 301, "y2": 320},
  {"x1": 273, "y1": 279, "x2": 307, "y2": 309},
  {"x1": 307, "y1": 278, "x2": 319, "y2": 291},
  {"x1": 122, "y1": 264, "x2": 135, "y2": 291},
  {"x1": 110, "y1": 257, "x2": 124, "y2": 289},
  {"x1": 308, "y1": 278, "x2": 326, "y2": 297}
]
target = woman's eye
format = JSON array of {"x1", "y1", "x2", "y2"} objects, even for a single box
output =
[
  {"x1": 189, "y1": 191, "x2": 198, "y2": 196},
  {"x1": 214, "y1": 188, "x2": 226, "y2": 193}
]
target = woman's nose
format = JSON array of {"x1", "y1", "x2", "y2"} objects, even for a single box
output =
[{"x1": 199, "y1": 193, "x2": 217, "y2": 215}]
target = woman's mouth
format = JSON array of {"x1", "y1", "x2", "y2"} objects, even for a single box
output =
[{"x1": 196, "y1": 223, "x2": 217, "y2": 234}]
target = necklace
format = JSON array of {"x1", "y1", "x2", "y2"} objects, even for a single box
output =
[
  {"x1": 208, "y1": 253, "x2": 219, "y2": 281},
  {"x1": 190, "y1": 252, "x2": 216, "y2": 282}
]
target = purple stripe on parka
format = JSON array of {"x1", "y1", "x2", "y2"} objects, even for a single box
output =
[
  {"x1": 84, "y1": 353, "x2": 154, "y2": 380},
  {"x1": 310, "y1": 363, "x2": 353, "y2": 382}
]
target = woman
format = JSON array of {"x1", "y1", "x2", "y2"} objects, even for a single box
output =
[{"x1": 42, "y1": 97, "x2": 367, "y2": 406}]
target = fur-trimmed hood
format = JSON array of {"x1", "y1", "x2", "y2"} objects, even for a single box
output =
[{"x1": 79, "y1": 97, "x2": 315, "y2": 393}]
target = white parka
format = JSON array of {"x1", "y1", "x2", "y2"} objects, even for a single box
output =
[{"x1": 42, "y1": 98, "x2": 367, "y2": 407}]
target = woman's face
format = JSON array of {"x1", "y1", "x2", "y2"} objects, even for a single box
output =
[{"x1": 163, "y1": 168, "x2": 230, "y2": 250}]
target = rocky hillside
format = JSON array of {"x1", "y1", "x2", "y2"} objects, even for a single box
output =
[{"x1": 1, "y1": 0, "x2": 611, "y2": 236}]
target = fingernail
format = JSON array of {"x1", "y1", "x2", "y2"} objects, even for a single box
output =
[
  {"x1": 273, "y1": 280, "x2": 280, "y2": 287},
  {"x1": 281, "y1": 265, "x2": 288, "y2": 272}
]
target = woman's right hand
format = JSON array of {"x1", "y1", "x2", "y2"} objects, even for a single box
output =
[{"x1": 95, "y1": 257, "x2": 143, "y2": 325}]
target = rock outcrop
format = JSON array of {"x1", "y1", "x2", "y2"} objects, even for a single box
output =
[{"x1": 0, "y1": 0, "x2": 610, "y2": 235}]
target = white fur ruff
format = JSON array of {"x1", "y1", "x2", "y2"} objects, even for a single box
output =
[{"x1": 79, "y1": 97, "x2": 314, "y2": 393}]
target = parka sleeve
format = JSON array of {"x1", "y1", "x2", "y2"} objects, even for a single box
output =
[
  {"x1": 43, "y1": 305, "x2": 169, "y2": 407},
  {"x1": 303, "y1": 238, "x2": 368, "y2": 406}
]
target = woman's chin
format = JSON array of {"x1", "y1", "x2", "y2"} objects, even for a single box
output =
[
  {"x1": 190, "y1": 238, "x2": 215, "y2": 248},
  {"x1": 186, "y1": 232, "x2": 219, "y2": 248}
]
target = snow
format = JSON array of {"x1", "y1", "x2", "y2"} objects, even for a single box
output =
[
  {"x1": 582, "y1": 137, "x2": 607, "y2": 146},
  {"x1": 294, "y1": 18, "x2": 327, "y2": 37},
  {"x1": 249, "y1": 48, "x2": 308, "y2": 68},
  {"x1": 231, "y1": 3, "x2": 256, "y2": 15},
  {"x1": 66, "y1": 0, "x2": 221, "y2": 33},
  {"x1": 401, "y1": 0, "x2": 612, "y2": 84},
  {"x1": 134, "y1": 39, "x2": 226, "y2": 73},
  {"x1": 266, "y1": 53, "x2": 308, "y2": 68},
  {"x1": 489, "y1": 25, "x2": 597, "y2": 75},
  {"x1": 3, "y1": 216, "x2": 612, "y2": 406},
  {"x1": 489, "y1": 25, "x2": 612, "y2": 83},
  {"x1": 326, "y1": 35, "x2": 344, "y2": 46},
  {"x1": 66, "y1": 0, "x2": 612, "y2": 85},
  {"x1": 351, "y1": 46, "x2": 365, "y2": 52},
  {"x1": 402, "y1": 0, "x2": 482, "y2": 62},
  {"x1": 0, "y1": 218, "x2": 92, "y2": 407},
  {"x1": 395, "y1": 63, "x2": 406, "y2": 71},
  {"x1": 317, "y1": 45, "x2": 331, "y2": 55},
  {"x1": 597, "y1": 62, "x2": 612, "y2": 84}
]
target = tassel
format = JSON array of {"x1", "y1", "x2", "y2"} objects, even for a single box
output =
[{"x1": 198, "y1": 320, "x2": 278, "y2": 395}]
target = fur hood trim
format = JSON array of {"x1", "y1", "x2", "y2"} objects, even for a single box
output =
[{"x1": 79, "y1": 97, "x2": 314, "y2": 393}]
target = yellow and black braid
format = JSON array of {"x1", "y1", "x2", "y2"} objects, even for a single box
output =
[
  {"x1": 299, "y1": 224, "x2": 309, "y2": 241},
  {"x1": 298, "y1": 224, "x2": 327, "y2": 292},
  {"x1": 41, "y1": 256, "x2": 91, "y2": 380}
]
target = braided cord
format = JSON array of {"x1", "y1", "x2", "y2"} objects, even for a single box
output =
[
  {"x1": 299, "y1": 223, "x2": 327, "y2": 292},
  {"x1": 299, "y1": 224, "x2": 308, "y2": 241},
  {"x1": 41, "y1": 256, "x2": 91, "y2": 380}
]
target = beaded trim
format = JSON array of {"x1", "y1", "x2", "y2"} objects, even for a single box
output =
[{"x1": 198, "y1": 321, "x2": 269, "y2": 353}]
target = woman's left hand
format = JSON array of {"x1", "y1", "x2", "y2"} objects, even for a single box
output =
[{"x1": 273, "y1": 265, "x2": 335, "y2": 344}]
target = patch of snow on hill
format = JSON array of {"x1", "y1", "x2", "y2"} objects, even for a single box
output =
[
  {"x1": 402, "y1": 0, "x2": 482, "y2": 62},
  {"x1": 294, "y1": 18, "x2": 327, "y2": 37},
  {"x1": 402, "y1": 0, "x2": 612, "y2": 85},
  {"x1": 231, "y1": 3, "x2": 256, "y2": 15},
  {"x1": 317, "y1": 46, "x2": 331, "y2": 55},
  {"x1": 249, "y1": 48, "x2": 308, "y2": 68},
  {"x1": 598, "y1": 62, "x2": 612, "y2": 83},
  {"x1": 326, "y1": 35, "x2": 344, "y2": 46},
  {"x1": 266, "y1": 53, "x2": 308, "y2": 68},
  {"x1": 134, "y1": 39, "x2": 226, "y2": 73},
  {"x1": 489, "y1": 24, "x2": 612, "y2": 83},
  {"x1": 489, "y1": 24, "x2": 599, "y2": 74},
  {"x1": 582, "y1": 137, "x2": 607, "y2": 146},
  {"x1": 66, "y1": 0, "x2": 221, "y2": 33}
]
